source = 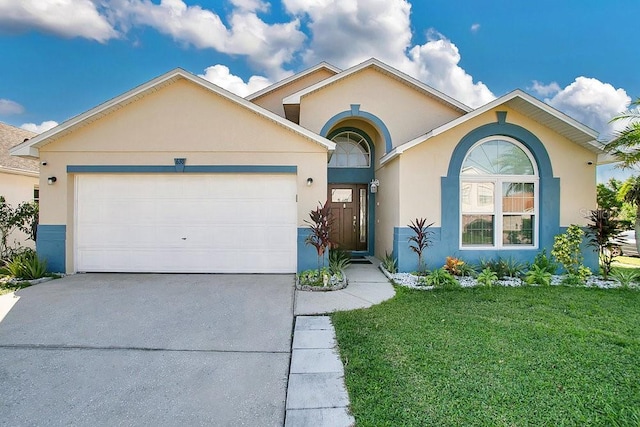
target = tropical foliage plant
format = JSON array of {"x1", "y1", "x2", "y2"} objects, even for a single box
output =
[
  {"x1": 328, "y1": 247, "x2": 351, "y2": 275},
  {"x1": 3, "y1": 249, "x2": 47, "y2": 280},
  {"x1": 524, "y1": 264, "x2": 553, "y2": 286},
  {"x1": 380, "y1": 251, "x2": 398, "y2": 274},
  {"x1": 604, "y1": 97, "x2": 640, "y2": 169},
  {"x1": 476, "y1": 268, "x2": 498, "y2": 288},
  {"x1": 551, "y1": 225, "x2": 591, "y2": 281},
  {"x1": 0, "y1": 196, "x2": 39, "y2": 260},
  {"x1": 304, "y1": 200, "x2": 333, "y2": 271},
  {"x1": 407, "y1": 218, "x2": 434, "y2": 273},
  {"x1": 585, "y1": 209, "x2": 623, "y2": 279},
  {"x1": 610, "y1": 268, "x2": 639, "y2": 289},
  {"x1": 420, "y1": 268, "x2": 459, "y2": 289},
  {"x1": 530, "y1": 249, "x2": 558, "y2": 274},
  {"x1": 618, "y1": 175, "x2": 640, "y2": 254}
]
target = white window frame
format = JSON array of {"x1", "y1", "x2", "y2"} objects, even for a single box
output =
[
  {"x1": 459, "y1": 137, "x2": 539, "y2": 250},
  {"x1": 328, "y1": 130, "x2": 371, "y2": 168}
]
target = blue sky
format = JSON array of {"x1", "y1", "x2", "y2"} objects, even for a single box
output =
[{"x1": 0, "y1": 0, "x2": 638, "y2": 181}]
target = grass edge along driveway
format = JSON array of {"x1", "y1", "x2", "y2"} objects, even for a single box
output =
[{"x1": 332, "y1": 286, "x2": 640, "y2": 426}]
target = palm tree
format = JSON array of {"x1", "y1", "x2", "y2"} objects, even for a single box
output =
[
  {"x1": 604, "y1": 98, "x2": 640, "y2": 168},
  {"x1": 619, "y1": 176, "x2": 640, "y2": 253}
]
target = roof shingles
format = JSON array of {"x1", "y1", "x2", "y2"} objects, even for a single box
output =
[{"x1": 0, "y1": 122, "x2": 39, "y2": 173}]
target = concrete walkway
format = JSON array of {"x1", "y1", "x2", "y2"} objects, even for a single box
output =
[
  {"x1": 294, "y1": 258, "x2": 395, "y2": 316},
  {"x1": 286, "y1": 259, "x2": 395, "y2": 426}
]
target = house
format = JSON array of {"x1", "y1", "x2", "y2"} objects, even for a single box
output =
[
  {"x1": 10, "y1": 59, "x2": 602, "y2": 274},
  {"x1": 0, "y1": 122, "x2": 38, "y2": 252}
]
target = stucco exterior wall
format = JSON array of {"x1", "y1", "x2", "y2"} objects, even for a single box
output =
[
  {"x1": 298, "y1": 68, "x2": 463, "y2": 152},
  {"x1": 373, "y1": 159, "x2": 400, "y2": 259},
  {"x1": 37, "y1": 78, "x2": 329, "y2": 272},
  {"x1": 250, "y1": 68, "x2": 336, "y2": 118},
  {"x1": 0, "y1": 171, "x2": 38, "y2": 249},
  {"x1": 397, "y1": 106, "x2": 598, "y2": 228}
]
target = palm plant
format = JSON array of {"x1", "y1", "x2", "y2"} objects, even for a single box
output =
[
  {"x1": 619, "y1": 176, "x2": 640, "y2": 254},
  {"x1": 604, "y1": 98, "x2": 640, "y2": 169}
]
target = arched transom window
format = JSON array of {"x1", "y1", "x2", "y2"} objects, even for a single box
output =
[
  {"x1": 460, "y1": 137, "x2": 538, "y2": 248},
  {"x1": 328, "y1": 130, "x2": 371, "y2": 168}
]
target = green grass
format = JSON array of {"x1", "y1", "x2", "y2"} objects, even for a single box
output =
[{"x1": 332, "y1": 286, "x2": 640, "y2": 426}]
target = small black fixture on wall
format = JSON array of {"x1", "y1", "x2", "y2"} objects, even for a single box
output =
[{"x1": 47, "y1": 177, "x2": 57, "y2": 185}]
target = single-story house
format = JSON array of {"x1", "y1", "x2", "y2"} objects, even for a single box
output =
[
  {"x1": 10, "y1": 58, "x2": 603, "y2": 274},
  {"x1": 0, "y1": 122, "x2": 38, "y2": 251}
]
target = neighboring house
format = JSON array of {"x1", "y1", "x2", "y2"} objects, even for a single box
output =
[
  {"x1": 0, "y1": 122, "x2": 38, "y2": 251},
  {"x1": 10, "y1": 59, "x2": 603, "y2": 274}
]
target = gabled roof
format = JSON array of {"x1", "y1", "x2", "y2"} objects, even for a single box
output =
[
  {"x1": 282, "y1": 58, "x2": 472, "y2": 114},
  {"x1": 245, "y1": 62, "x2": 341, "y2": 101},
  {"x1": 381, "y1": 89, "x2": 602, "y2": 165},
  {"x1": 0, "y1": 122, "x2": 38, "y2": 176},
  {"x1": 10, "y1": 68, "x2": 335, "y2": 158}
]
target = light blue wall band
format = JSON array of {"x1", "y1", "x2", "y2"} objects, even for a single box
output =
[
  {"x1": 297, "y1": 227, "x2": 329, "y2": 272},
  {"x1": 36, "y1": 225, "x2": 65, "y2": 273},
  {"x1": 394, "y1": 117, "x2": 597, "y2": 271},
  {"x1": 67, "y1": 165, "x2": 298, "y2": 174}
]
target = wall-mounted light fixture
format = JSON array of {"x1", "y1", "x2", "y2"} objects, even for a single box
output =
[
  {"x1": 306, "y1": 177, "x2": 313, "y2": 186},
  {"x1": 41, "y1": 161, "x2": 47, "y2": 166},
  {"x1": 47, "y1": 176, "x2": 57, "y2": 185},
  {"x1": 370, "y1": 179, "x2": 380, "y2": 193}
]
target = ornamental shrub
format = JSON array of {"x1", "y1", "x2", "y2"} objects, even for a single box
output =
[{"x1": 551, "y1": 225, "x2": 591, "y2": 281}]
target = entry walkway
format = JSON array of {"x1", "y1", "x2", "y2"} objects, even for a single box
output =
[
  {"x1": 286, "y1": 259, "x2": 395, "y2": 426},
  {"x1": 294, "y1": 258, "x2": 395, "y2": 315}
]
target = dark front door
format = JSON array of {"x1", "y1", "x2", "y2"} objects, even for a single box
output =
[{"x1": 328, "y1": 184, "x2": 368, "y2": 251}]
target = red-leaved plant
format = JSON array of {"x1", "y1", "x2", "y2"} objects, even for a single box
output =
[
  {"x1": 304, "y1": 200, "x2": 333, "y2": 271},
  {"x1": 408, "y1": 217, "x2": 434, "y2": 273}
]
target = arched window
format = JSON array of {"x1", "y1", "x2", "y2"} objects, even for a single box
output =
[
  {"x1": 328, "y1": 130, "x2": 371, "y2": 168},
  {"x1": 460, "y1": 137, "x2": 538, "y2": 248}
]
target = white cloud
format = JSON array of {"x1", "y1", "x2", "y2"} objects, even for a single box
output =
[
  {"x1": 284, "y1": 0, "x2": 412, "y2": 68},
  {"x1": 0, "y1": 0, "x2": 118, "y2": 42},
  {"x1": 407, "y1": 30, "x2": 495, "y2": 108},
  {"x1": 114, "y1": 0, "x2": 305, "y2": 79},
  {"x1": 0, "y1": 99, "x2": 25, "y2": 115},
  {"x1": 199, "y1": 65, "x2": 272, "y2": 97},
  {"x1": 530, "y1": 80, "x2": 561, "y2": 97},
  {"x1": 20, "y1": 120, "x2": 58, "y2": 133},
  {"x1": 283, "y1": 1, "x2": 494, "y2": 108},
  {"x1": 545, "y1": 77, "x2": 631, "y2": 139},
  {"x1": 229, "y1": 0, "x2": 269, "y2": 12},
  {"x1": 470, "y1": 23, "x2": 480, "y2": 33}
]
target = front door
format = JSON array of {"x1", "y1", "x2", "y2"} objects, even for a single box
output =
[{"x1": 328, "y1": 184, "x2": 368, "y2": 251}]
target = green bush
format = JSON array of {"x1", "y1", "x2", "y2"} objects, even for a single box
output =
[
  {"x1": 421, "y1": 268, "x2": 459, "y2": 289},
  {"x1": 476, "y1": 268, "x2": 498, "y2": 288},
  {"x1": 530, "y1": 249, "x2": 558, "y2": 274},
  {"x1": 524, "y1": 264, "x2": 552, "y2": 286},
  {"x1": 328, "y1": 248, "x2": 351, "y2": 274},
  {"x1": 4, "y1": 250, "x2": 47, "y2": 280},
  {"x1": 552, "y1": 225, "x2": 591, "y2": 281},
  {"x1": 380, "y1": 251, "x2": 398, "y2": 274},
  {"x1": 610, "y1": 268, "x2": 640, "y2": 289},
  {"x1": 298, "y1": 267, "x2": 344, "y2": 287}
]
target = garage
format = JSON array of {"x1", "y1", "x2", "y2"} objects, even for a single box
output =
[{"x1": 74, "y1": 173, "x2": 298, "y2": 273}]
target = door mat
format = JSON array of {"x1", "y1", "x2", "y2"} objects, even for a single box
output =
[{"x1": 350, "y1": 257, "x2": 372, "y2": 264}]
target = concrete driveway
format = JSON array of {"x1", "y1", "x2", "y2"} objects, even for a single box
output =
[{"x1": 0, "y1": 274, "x2": 295, "y2": 426}]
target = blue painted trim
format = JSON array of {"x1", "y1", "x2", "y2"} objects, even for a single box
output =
[
  {"x1": 496, "y1": 111, "x2": 507, "y2": 124},
  {"x1": 174, "y1": 158, "x2": 186, "y2": 172},
  {"x1": 297, "y1": 227, "x2": 329, "y2": 272},
  {"x1": 446, "y1": 122, "x2": 554, "y2": 178},
  {"x1": 36, "y1": 225, "x2": 66, "y2": 273},
  {"x1": 67, "y1": 165, "x2": 298, "y2": 174},
  {"x1": 320, "y1": 107, "x2": 393, "y2": 154},
  {"x1": 392, "y1": 121, "x2": 564, "y2": 273}
]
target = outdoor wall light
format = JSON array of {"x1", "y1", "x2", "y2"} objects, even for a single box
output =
[
  {"x1": 587, "y1": 161, "x2": 594, "y2": 165},
  {"x1": 306, "y1": 177, "x2": 313, "y2": 186},
  {"x1": 370, "y1": 179, "x2": 380, "y2": 193},
  {"x1": 47, "y1": 176, "x2": 57, "y2": 185}
]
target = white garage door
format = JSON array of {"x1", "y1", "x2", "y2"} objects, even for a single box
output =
[{"x1": 75, "y1": 174, "x2": 297, "y2": 273}]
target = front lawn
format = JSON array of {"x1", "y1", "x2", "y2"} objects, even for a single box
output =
[{"x1": 332, "y1": 286, "x2": 640, "y2": 426}]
